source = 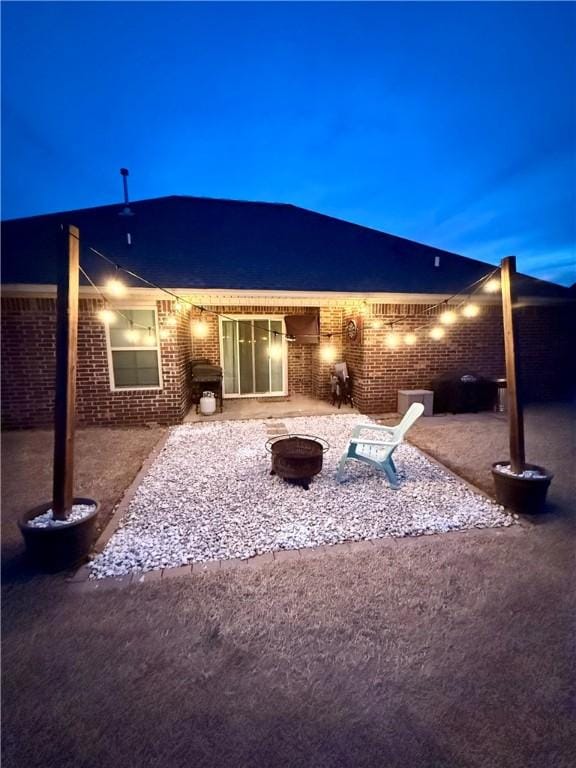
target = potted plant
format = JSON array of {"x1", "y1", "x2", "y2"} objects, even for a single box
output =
[
  {"x1": 490, "y1": 256, "x2": 553, "y2": 514},
  {"x1": 19, "y1": 225, "x2": 99, "y2": 570}
]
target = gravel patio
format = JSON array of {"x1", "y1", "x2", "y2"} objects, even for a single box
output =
[{"x1": 90, "y1": 414, "x2": 512, "y2": 579}]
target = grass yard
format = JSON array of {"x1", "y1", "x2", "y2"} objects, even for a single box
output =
[{"x1": 2, "y1": 405, "x2": 575, "y2": 768}]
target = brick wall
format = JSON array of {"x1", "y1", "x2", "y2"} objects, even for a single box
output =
[
  {"x1": 2, "y1": 295, "x2": 573, "y2": 428},
  {"x1": 353, "y1": 301, "x2": 575, "y2": 413},
  {"x1": 1, "y1": 297, "x2": 191, "y2": 428}
]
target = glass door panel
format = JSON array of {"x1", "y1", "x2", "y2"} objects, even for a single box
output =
[
  {"x1": 270, "y1": 320, "x2": 283, "y2": 392},
  {"x1": 221, "y1": 317, "x2": 285, "y2": 396},
  {"x1": 254, "y1": 318, "x2": 271, "y2": 393},
  {"x1": 238, "y1": 320, "x2": 254, "y2": 394},
  {"x1": 221, "y1": 320, "x2": 238, "y2": 394}
]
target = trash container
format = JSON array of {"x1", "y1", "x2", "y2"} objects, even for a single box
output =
[{"x1": 493, "y1": 378, "x2": 507, "y2": 413}]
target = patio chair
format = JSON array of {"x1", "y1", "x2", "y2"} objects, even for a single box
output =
[{"x1": 336, "y1": 402, "x2": 425, "y2": 488}]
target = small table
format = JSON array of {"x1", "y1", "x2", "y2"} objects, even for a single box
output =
[{"x1": 398, "y1": 389, "x2": 433, "y2": 416}]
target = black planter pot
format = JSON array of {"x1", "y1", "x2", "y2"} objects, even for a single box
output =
[
  {"x1": 491, "y1": 463, "x2": 553, "y2": 515},
  {"x1": 19, "y1": 498, "x2": 99, "y2": 572}
]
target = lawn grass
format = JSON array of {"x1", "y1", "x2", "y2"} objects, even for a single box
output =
[{"x1": 2, "y1": 406, "x2": 575, "y2": 768}]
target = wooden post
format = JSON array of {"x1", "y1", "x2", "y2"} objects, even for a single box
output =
[
  {"x1": 52, "y1": 225, "x2": 79, "y2": 520},
  {"x1": 501, "y1": 256, "x2": 525, "y2": 474}
]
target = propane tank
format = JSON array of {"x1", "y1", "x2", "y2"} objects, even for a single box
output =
[{"x1": 199, "y1": 391, "x2": 216, "y2": 416}]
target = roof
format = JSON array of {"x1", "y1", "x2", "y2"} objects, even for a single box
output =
[{"x1": 1, "y1": 195, "x2": 570, "y2": 298}]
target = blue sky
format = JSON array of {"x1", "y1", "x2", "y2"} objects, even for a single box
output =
[{"x1": 2, "y1": 1, "x2": 575, "y2": 285}]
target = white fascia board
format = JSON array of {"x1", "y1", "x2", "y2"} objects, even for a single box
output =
[{"x1": 1, "y1": 284, "x2": 509, "y2": 306}]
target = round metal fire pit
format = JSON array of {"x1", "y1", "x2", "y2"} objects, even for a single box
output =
[{"x1": 265, "y1": 434, "x2": 329, "y2": 490}]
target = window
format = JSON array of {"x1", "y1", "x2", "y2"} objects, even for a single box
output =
[{"x1": 106, "y1": 309, "x2": 162, "y2": 390}]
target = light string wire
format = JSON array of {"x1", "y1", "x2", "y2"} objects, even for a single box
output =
[
  {"x1": 385, "y1": 266, "x2": 501, "y2": 333},
  {"x1": 76, "y1": 235, "x2": 500, "y2": 344}
]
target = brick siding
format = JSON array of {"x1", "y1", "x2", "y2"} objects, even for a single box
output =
[{"x1": 2, "y1": 295, "x2": 573, "y2": 428}]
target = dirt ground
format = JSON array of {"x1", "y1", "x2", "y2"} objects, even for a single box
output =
[
  {"x1": 2, "y1": 406, "x2": 575, "y2": 768},
  {"x1": 1, "y1": 426, "x2": 165, "y2": 582}
]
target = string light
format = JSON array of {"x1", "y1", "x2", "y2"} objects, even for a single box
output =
[
  {"x1": 462, "y1": 302, "x2": 480, "y2": 318},
  {"x1": 143, "y1": 328, "x2": 156, "y2": 346},
  {"x1": 174, "y1": 300, "x2": 184, "y2": 312},
  {"x1": 98, "y1": 308, "x2": 116, "y2": 324},
  {"x1": 484, "y1": 278, "x2": 501, "y2": 293},
  {"x1": 192, "y1": 309, "x2": 209, "y2": 338},
  {"x1": 385, "y1": 331, "x2": 400, "y2": 348},
  {"x1": 105, "y1": 277, "x2": 126, "y2": 297},
  {"x1": 429, "y1": 326, "x2": 445, "y2": 341},
  {"x1": 85, "y1": 244, "x2": 500, "y2": 349},
  {"x1": 270, "y1": 333, "x2": 282, "y2": 361},
  {"x1": 159, "y1": 328, "x2": 170, "y2": 340},
  {"x1": 321, "y1": 335, "x2": 336, "y2": 362},
  {"x1": 439, "y1": 309, "x2": 457, "y2": 325},
  {"x1": 125, "y1": 324, "x2": 140, "y2": 343}
]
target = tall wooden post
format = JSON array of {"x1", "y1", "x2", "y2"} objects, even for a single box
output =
[
  {"x1": 52, "y1": 225, "x2": 79, "y2": 520},
  {"x1": 501, "y1": 256, "x2": 525, "y2": 474}
]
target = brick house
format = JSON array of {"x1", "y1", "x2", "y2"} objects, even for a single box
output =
[{"x1": 1, "y1": 195, "x2": 574, "y2": 428}]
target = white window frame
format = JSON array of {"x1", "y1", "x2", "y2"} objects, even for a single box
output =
[
  {"x1": 105, "y1": 305, "x2": 163, "y2": 392},
  {"x1": 218, "y1": 315, "x2": 288, "y2": 398}
]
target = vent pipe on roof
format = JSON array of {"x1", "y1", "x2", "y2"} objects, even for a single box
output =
[{"x1": 118, "y1": 168, "x2": 134, "y2": 217}]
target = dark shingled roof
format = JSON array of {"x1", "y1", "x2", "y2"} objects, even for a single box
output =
[{"x1": 1, "y1": 195, "x2": 569, "y2": 298}]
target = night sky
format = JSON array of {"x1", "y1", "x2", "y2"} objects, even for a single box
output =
[{"x1": 2, "y1": 1, "x2": 575, "y2": 285}]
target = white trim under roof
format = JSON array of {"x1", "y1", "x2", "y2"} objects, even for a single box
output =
[{"x1": 0, "y1": 284, "x2": 512, "y2": 305}]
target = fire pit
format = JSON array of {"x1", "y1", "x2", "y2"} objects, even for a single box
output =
[{"x1": 265, "y1": 434, "x2": 329, "y2": 490}]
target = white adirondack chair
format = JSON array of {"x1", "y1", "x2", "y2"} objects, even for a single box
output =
[{"x1": 336, "y1": 403, "x2": 425, "y2": 488}]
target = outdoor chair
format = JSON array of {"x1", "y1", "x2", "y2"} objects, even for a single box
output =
[
  {"x1": 336, "y1": 403, "x2": 425, "y2": 488},
  {"x1": 330, "y1": 362, "x2": 354, "y2": 409}
]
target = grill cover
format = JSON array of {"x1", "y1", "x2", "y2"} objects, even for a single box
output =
[
  {"x1": 284, "y1": 314, "x2": 320, "y2": 344},
  {"x1": 432, "y1": 372, "x2": 496, "y2": 414},
  {"x1": 190, "y1": 362, "x2": 222, "y2": 381}
]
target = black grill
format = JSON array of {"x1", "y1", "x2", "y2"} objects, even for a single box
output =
[
  {"x1": 189, "y1": 359, "x2": 223, "y2": 412},
  {"x1": 431, "y1": 372, "x2": 497, "y2": 414}
]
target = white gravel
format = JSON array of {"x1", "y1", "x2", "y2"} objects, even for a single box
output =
[
  {"x1": 89, "y1": 415, "x2": 513, "y2": 579},
  {"x1": 27, "y1": 503, "x2": 96, "y2": 528}
]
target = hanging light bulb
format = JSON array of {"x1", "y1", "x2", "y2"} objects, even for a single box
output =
[
  {"x1": 125, "y1": 324, "x2": 140, "y2": 343},
  {"x1": 270, "y1": 333, "x2": 282, "y2": 360},
  {"x1": 385, "y1": 331, "x2": 400, "y2": 348},
  {"x1": 143, "y1": 328, "x2": 156, "y2": 346},
  {"x1": 174, "y1": 300, "x2": 184, "y2": 312},
  {"x1": 429, "y1": 326, "x2": 445, "y2": 340},
  {"x1": 192, "y1": 309, "x2": 209, "y2": 338},
  {"x1": 159, "y1": 328, "x2": 170, "y2": 340},
  {"x1": 404, "y1": 333, "x2": 417, "y2": 346},
  {"x1": 105, "y1": 277, "x2": 126, "y2": 297},
  {"x1": 483, "y1": 277, "x2": 501, "y2": 293},
  {"x1": 462, "y1": 302, "x2": 480, "y2": 318},
  {"x1": 166, "y1": 315, "x2": 177, "y2": 327},
  {"x1": 371, "y1": 319, "x2": 383, "y2": 330},
  {"x1": 98, "y1": 308, "x2": 116, "y2": 324},
  {"x1": 321, "y1": 335, "x2": 336, "y2": 362},
  {"x1": 439, "y1": 309, "x2": 457, "y2": 325}
]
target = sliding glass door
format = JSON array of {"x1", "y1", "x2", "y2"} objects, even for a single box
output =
[{"x1": 220, "y1": 317, "x2": 286, "y2": 396}]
